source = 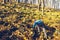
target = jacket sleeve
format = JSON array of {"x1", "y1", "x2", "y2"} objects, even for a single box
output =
[{"x1": 32, "y1": 22, "x2": 37, "y2": 28}]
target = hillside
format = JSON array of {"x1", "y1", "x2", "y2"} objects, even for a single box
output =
[{"x1": 0, "y1": 2, "x2": 60, "y2": 40}]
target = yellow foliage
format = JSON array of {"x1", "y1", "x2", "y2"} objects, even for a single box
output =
[
  {"x1": 1, "y1": 6, "x2": 5, "y2": 9},
  {"x1": 0, "y1": 2, "x2": 60, "y2": 40}
]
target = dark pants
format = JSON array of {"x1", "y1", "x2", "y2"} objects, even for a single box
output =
[
  {"x1": 32, "y1": 26, "x2": 56, "y2": 40},
  {"x1": 32, "y1": 30, "x2": 40, "y2": 40}
]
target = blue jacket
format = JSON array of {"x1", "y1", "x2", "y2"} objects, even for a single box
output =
[{"x1": 33, "y1": 20, "x2": 45, "y2": 28}]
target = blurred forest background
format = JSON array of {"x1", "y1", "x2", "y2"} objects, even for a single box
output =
[{"x1": 0, "y1": 0, "x2": 60, "y2": 40}]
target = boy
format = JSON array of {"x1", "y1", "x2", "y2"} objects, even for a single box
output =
[
  {"x1": 32, "y1": 20, "x2": 47, "y2": 40},
  {"x1": 32, "y1": 20, "x2": 56, "y2": 40}
]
